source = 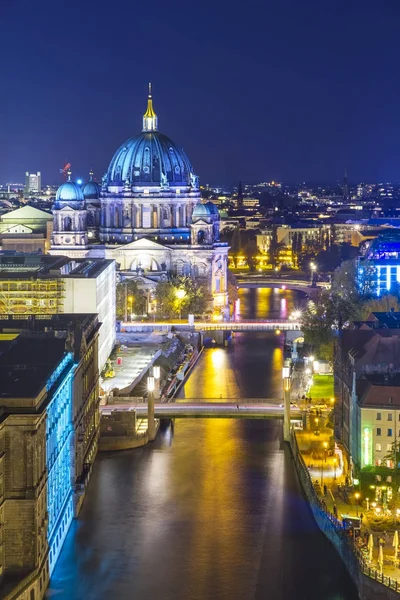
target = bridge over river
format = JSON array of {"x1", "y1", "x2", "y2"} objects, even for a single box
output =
[
  {"x1": 100, "y1": 401, "x2": 302, "y2": 419},
  {"x1": 120, "y1": 319, "x2": 301, "y2": 333}
]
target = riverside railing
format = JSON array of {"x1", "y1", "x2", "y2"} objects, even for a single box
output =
[{"x1": 290, "y1": 430, "x2": 400, "y2": 595}]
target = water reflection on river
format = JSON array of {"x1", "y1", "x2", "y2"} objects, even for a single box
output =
[{"x1": 47, "y1": 288, "x2": 358, "y2": 600}]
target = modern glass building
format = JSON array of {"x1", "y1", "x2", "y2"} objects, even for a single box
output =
[{"x1": 357, "y1": 231, "x2": 400, "y2": 296}]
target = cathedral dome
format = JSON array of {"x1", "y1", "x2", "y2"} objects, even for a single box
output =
[
  {"x1": 56, "y1": 180, "x2": 84, "y2": 202},
  {"x1": 82, "y1": 180, "x2": 100, "y2": 200},
  {"x1": 107, "y1": 132, "x2": 194, "y2": 187},
  {"x1": 106, "y1": 85, "x2": 196, "y2": 188},
  {"x1": 205, "y1": 201, "x2": 219, "y2": 216},
  {"x1": 192, "y1": 202, "x2": 211, "y2": 220}
]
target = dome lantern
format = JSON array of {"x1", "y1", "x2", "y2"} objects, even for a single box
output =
[{"x1": 142, "y1": 83, "x2": 158, "y2": 132}]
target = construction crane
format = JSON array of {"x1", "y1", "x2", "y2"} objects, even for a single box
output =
[{"x1": 60, "y1": 162, "x2": 71, "y2": 180}]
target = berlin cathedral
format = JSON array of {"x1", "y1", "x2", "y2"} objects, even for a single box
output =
[{"x1": 50, "y1": 85, "x2": 229, "y2": 314}]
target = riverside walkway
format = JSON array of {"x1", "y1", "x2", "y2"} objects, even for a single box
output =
[{"x1": 100, "y1": 401, "x2": 302, "y2": 419}]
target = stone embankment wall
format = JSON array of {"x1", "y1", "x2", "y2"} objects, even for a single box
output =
[
  {"x1": 99, "y1": 412, "x2": 148, "y2": 451},
  {"x1": 290, "y1": 431, "x2": 400, "y2": 600}
]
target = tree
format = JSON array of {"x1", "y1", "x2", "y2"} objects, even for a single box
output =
[
  {"x1": 116, "y1": 279, "x2": 147, "y2": 320},
  {"x1": 154, "y1": 276, "x2": 211, "y2": 319},
  {"x1": 227, "y1": 270, "x2": 239, "y2": 315},
  {"x1": 358, "y1": 295, "x2": 400, "y2": 320},
  {"x1": 291, "y1": 233, "x2": 298, "y2": 267},
  {"x1": 269, "y1": 226, "x2": 283, "y2": 267},
  {"x1": 243, "y1": 239, "x2": 258, "y2": 271},
  {"x1": 230, "y1": 228, "x2": 241, "y2": 268},
  {"x1": 300, "y1": 294, "x2": 335, "y2": 357}
]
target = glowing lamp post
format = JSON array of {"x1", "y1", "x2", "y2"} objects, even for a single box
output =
[
  {"x1": 147, "y1": 375, "x2": 156, "y2": 441},
  {"x1": 128, "y1": 296, "x2": 133, "y2": 321},
  {"x1": 153, "y1": 365, "x2": 161, "y2": 398},
  {"x1": 321, "y1": 441, "x2": 328, "y2": 488},
  {"x1": 175, "y1": 288, "x2": 186, "y2": 321},
  {"x1": 282, "y1": 365, "x2": 291, "y2": 442},
  {"x1": 310, "y1": 262, "x2": 317, "y2": 287},
  {"x1": 355, "y1": 492, "x2": 360, "y2": 517}
]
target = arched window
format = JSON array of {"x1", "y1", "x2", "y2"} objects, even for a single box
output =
[
  {"x1": 64, "y1": 216, "x2": 72, "y2": 231},
  {"x1": 198, "y1": 230, "x2": 206, "y2": 244}
]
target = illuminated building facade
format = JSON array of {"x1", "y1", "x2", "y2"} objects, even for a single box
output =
[
  {"x1": 335, "y1": 315, "x2": 400, "y2": 474},
  {"x1": 0, "y1": 254, "x2": 115, "y2": 369},
  {"x1": 24, "y1": 171, "x2": 41, "y2": 194},
  {"x1": 50, "y1": 85, "x2": 229, "y2": 315},
  {"x1": 0, "y1": 314, "x2": 101, "y2": 598},
  {"x1": 357, "y1": 232, "x2": 400, "y2": 296}
]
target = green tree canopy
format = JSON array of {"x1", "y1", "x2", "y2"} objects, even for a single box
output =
[
  {"x1": 116, "y1": 280, "x2": 147, "y2": 320},
  {"x1": 155, "y1": 275, "x2": 212, "y2": 319}
]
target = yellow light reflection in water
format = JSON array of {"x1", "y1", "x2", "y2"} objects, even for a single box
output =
[
  {"x1": 180, "y1": 348, "x2": 241, "y2": 400},
  {"x1": 171, "y1": 418, "x2": 246, "y2": 597}
]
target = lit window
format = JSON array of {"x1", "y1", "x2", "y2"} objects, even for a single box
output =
[
  {"x1": 387, "y1": 443, "x2": 393, "y2": 451},
  {"x1": 376, "y1": 443, "x2": 382, "y2": 451},
  {"x1": 144, "y1": 189, "x2": 149, "y2": 195}
]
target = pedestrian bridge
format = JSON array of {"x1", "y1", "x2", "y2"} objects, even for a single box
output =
[
  {"x1": 120, "y1": 320, "x2": 301, "y2": 332},
  {"x1": 100, "y1": 401, "x2": 302, "y2": 419}
]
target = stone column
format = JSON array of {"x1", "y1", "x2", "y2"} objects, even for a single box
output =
[
  {"x1": 182, "y1": 204, "x2": 186, "y2": 226},
  {"x1": 136, "y1": 204, "x2": 142, "y2": 228},
  {"x1": 131, "y1": 203, "x2": 136, "y2": 229}
]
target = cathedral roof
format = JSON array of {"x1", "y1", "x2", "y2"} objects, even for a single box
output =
[
  {"x1": 192, "y1": 202, "x2": 211, "y2": 219},
  {"x1": 56, "y1": 180, "x2": 84, "y2": 202},
  {"x1": 106, "y1": 85, "x2": 196, "y2": 188},
  {"x1": 106, "y1": 131, "x2": 194, "y2": 188},
  {"x1": 82, "y1": 180, "x2": 100, "y2": 200}
]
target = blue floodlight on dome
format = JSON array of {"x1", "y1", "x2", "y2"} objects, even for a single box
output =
[{"x1": 105, "y1": 85, "x2": 197, "y2": 189}]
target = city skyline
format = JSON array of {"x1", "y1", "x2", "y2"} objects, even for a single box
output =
[{"x1": 2, "y1": 0, "x2": 400, "y2": 185}]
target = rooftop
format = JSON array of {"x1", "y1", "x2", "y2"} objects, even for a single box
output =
[
  {"x1": 0, "y1": 336, "x2": 67, "y2": 400},
  {"x1": 357, "y1": 374, "x2": 400, "y2": 408},
  {"x1": 0, "y1": 253, "x2": 114, "y2": 279}
]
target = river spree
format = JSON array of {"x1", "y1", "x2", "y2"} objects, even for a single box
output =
[{"x1": 47, "y1": 288, "x2": 358, "y2": 600}]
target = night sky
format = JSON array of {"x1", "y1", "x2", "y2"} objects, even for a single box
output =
[{"x1": 2, "y1": 0, "x2": 400, "y2": 186}]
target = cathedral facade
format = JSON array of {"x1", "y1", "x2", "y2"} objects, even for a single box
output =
[{"x1": 50, "y1": 86, "x2": 229, "y2": 315}]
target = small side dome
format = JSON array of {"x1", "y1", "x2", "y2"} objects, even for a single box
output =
[
  {"x1": 82, "y1": 181, "x2": 100, "y2": 200},
  {"x1": 56, "y1": 181, "x2": 84, "y2": 202},
  {"x1": 205, "y1": 201, "x2": 219, "y2": 216},
  {"x1": 192, "y1": 202, "x2": 211, "y2": 220}
]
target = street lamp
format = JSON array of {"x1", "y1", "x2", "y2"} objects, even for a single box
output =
[
  {"x1": 153, "y1": 365, "x2": 161, "y2": 398},
  {"x1": 175, "y1": 288, "x2": 186, "y2": 321},
  {"x1": 282, "y1": 366, "x2": 291, "y2": 443},
  {"x1": 310, "y1": 262, "x2": 317, "y2": 286},
  {"x1": 321, "y1": 441, "x2": 328, "y2": 489},
  {"x1": 291, "y1": 309, "x2": 302, "y2": 321},
  {"x1": 147, "y1": 375, "x2": 155, "y2": 441},
  {"x1": 128, "y1": 295, "x2": 133, "y2": 321},
  {"x1": 355, "y1": 492, "x2": 360, "y2": 517}
]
